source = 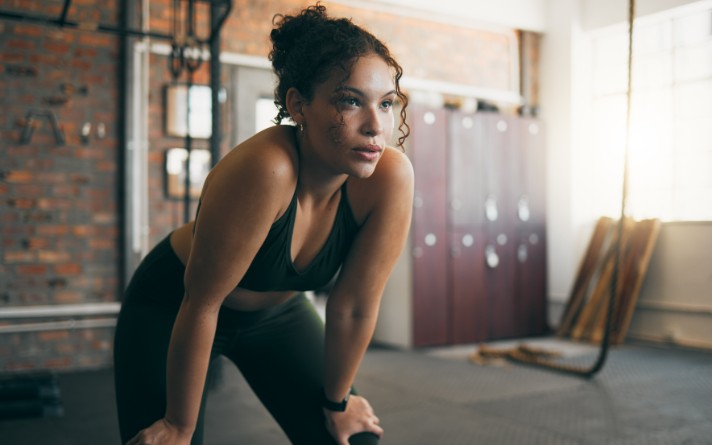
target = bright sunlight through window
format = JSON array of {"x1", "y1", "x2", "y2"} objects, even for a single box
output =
[{"x1": 590, "y1": 3, "x2": 712, "y2": 221}]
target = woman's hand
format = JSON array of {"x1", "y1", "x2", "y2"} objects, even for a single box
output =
[
  {"x1": 126, "y1": 418, "x2": 192, "y2": 445},
  {"x1": 323, "y1": 395, "x2": 384, "y2": 445}
]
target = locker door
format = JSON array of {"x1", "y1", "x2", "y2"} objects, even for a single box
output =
[
  {"x1": 515, "y1": 230, "x2": 548, "y2": 335},
  {"x1": 519, "y1": 118, "x2": 546, "y2": 227},
  {"x1": 449, "y1": 229, "x2": 488, "y2": 342},
  {"x1": 476, "y1": 113, "x2": 518, "y2": 340},
  {"x1": 409, "y1": 106, "x2": 449, "y2": 346},
  {"x1": 514, "y1": 117, "x2": 548, "y2": 336},
  {"x1": 448, "y1": 111, "x2": 488, "y2": 343}
]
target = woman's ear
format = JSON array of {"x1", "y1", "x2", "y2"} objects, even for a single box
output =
[{"x1": 285, "y1": 87, "x2": 306, "y2": 125}]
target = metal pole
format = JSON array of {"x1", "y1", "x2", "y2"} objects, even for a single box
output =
[{"x1": 210, "y1": 1, "x2": 223, "y2": 168}]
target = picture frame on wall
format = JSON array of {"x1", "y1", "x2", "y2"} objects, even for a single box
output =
[
  {"x1": 165, "y1": 84, "x2": 212, "y2": 139},
  {"x1": 165, "y1": 148, "x2": 211, "y2": 199}
]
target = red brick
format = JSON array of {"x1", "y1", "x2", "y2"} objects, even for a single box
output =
[
  {"x1": 13, "y1": 24, "x2": 43, "y2": 38},
  {"x1": 38, "y1": 330, "x2": 70, "y2": 342},
  {"x1": 78, "y1": 33, "x2": 114, "y2": 47},
  {"x1": 38, "y1": 251, "x2": 71, "y2": 263},
  {"x1": 37, "y1": 198, "x2": 73, "y2": 210},
  {"x1": 36, "y1": 172, "x2": 67, "y2": 183},
  {"x1": 96, "y1": 161, "x2": 116, "y2": 172},
  {"x1": 36, "y1": 225, "x2": 70, "y2": 236},
  {"x1": 17, "y1": 264, "x2": 47, "y2": 275},
  {"x1": 54, "y1": 263, "x2": 81, "y2": 275},
  {"x1": 7, "y1": 198, "x2": 36, "y2": 208},
  {"x1": 4, "y1": 251, "x2": 36, "y2": 263},
  {"x1": 54, "y1": 291, "x2": 82, "y2": 303},
  {"x1": 70, "y1": 174, "x2": 91, "y2": 185},
  {"x1": 53, "y1": 185, "x2": 81, "y2": 197},
  {"x1": 92, "y1": 340, "x2": 111, "y2": 351},
  {"x1": 71, "y1": 225, "x2": 94, "y2": 236},
  {"x1": 74, "y1": 47, "x2": 98, "y2": 58},
  {"x1": 4, "y1": 170, "x2": 33, "y2": 183},
  {"x1": 24, "y1": 238, "x2": 50, "y2": 249},
  {"x1": 24, "y1": 158, "x2": 54, "y2": 169},
  {"x1": 13, "y1": 184, "x2": 45, "y2": 196},
  {"x1": 6, "y1": 39, "x2": 36, "y2": 51},
  {"x1": 0, "y1": 52, "x2": 23, "y2": 63},
  {"x1": 43, "y1": 41, "x2": 70, "y2": 54},
  {"x1": 89, "y1": 239, "x2": 113, "y2": 249},
  {"x1": 55, "y1": 343, "x2": 75, "y2": 355}
]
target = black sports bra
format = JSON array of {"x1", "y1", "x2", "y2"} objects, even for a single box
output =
[{"x1": 194, "y1": 182, "x2": 359, "y2": 292}]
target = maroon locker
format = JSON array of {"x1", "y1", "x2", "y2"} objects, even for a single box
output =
[
  {"x1": 475, "y1": 113, "x2": 519, "y2": 340},
  {"x1": 514, "y1": 117, "x2": 548, "y2": 336},
  {"x1": 448, "y1": 229, "x2": 488, "y2": 343},
  {"x1": 515, "y1": 229, "x2": 548, "y2": 335},
  {"x1": 408, "y1": 106, "x2": 449, "y2": 346},
  {"x1": 518, "y1": 118, "x2": 546, "y2": 227},
  {"x1": 447, "y1": 111, "x2": 488, "y2": 343}
]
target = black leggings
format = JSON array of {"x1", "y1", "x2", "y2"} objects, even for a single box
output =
[{"x1": 113, "y1": 235, "x2": 378, "y2": 445}]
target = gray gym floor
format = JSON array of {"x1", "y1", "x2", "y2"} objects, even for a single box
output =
[{"x1": 2, "y1": 339, "x2": 712, "y2": 444}]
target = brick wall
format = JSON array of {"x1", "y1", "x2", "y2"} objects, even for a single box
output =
[
  {"x1": 0, "y1": 0, "x2": 120, "y2": 371},
  {"x1": 0, "y1": 0, "x2": 536, "y2": 372}
]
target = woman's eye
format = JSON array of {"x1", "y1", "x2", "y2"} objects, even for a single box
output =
[
  {"x1": 380, "y1": 100, "x2": 393, "y2": 110},
  {"x1": 340, "y1": 97, "x2": 360, "y2": 107}
]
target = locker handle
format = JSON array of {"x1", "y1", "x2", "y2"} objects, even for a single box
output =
[
  {"x1": 518, "y1": 244, "x2": 528, "y2": 263},
  {"x1": 485, "y1": 196, "x2": 498, "y2": 221},
  {"x1": 518, "y1": 196, "x2": 530, "y2": 222},
  {"x1": 485, "y1": 245, "x2": 499, "y2": 269}
]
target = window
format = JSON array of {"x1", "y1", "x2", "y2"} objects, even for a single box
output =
[
  {"x1": 589, "y1": 4, "x2": 712, "y2": 221},
  {"x1": 255, "y1": 97, "x2": 279, "y2": 134}
]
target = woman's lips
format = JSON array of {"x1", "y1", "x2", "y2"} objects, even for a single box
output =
[{"x1": 353, "y1": 144, "x2": 383, "y2": 161}]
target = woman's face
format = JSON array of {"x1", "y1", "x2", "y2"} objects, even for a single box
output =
[{"x1": 300, "y1": 53, "x2": 396, "y2": 179}]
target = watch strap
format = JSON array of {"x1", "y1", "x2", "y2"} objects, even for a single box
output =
[{"x1": 322, "y1": 390, "x2": 350, "y2": 412}]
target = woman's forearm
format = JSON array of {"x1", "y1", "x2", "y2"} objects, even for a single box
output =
[
  {"x1": 164, "y1": 297, "x2": 219, "y2": 435},
  {"x1": 323, "y1": 302, "x2": 379, "y2": 402}
]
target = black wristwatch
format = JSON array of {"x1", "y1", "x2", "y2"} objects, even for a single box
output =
[{"x1": 322, "y1": 390, "x2": 350, "y2": 412}]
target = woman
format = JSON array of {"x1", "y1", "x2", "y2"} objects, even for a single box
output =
[{"x1": 114, "y1": 4, "x2": 413, "y2": 445}]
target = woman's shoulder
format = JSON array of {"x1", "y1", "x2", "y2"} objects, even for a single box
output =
[
  {"x1": 207, "y1": 126, "x2": 299, "y2": 188},
  {"x1": 357, "y1": 146, "x2": 413, "y2": 192},
  {"x1": 377, "y1": 146, "x2": 414, "y2": 182},
  {"x1": 347, "y1": 146, "x2": 414, "y2": 223},
  {"x1": 199, "y1": 126, "x2": 299, "y2": 218}
]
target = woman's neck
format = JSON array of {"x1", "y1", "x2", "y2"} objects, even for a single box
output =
[{"x1": 293, "y1": 126, "x2": 348, "y2": 203}]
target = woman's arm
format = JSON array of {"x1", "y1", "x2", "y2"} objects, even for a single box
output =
[
  {"x1": 131, "y1": 132, "x2": 297, "y2": 443},
  {"x1": 322, "y1": 148, "x2": 414, "y2": 440}
]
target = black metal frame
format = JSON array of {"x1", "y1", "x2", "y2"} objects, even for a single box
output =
[{"x1": 0, "y1": 0, "x2": 232, "y2": 44}]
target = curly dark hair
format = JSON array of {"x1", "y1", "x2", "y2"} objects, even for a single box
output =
[{"x1": 269, "y1": 3, "x2": 409, "y2": 148}]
